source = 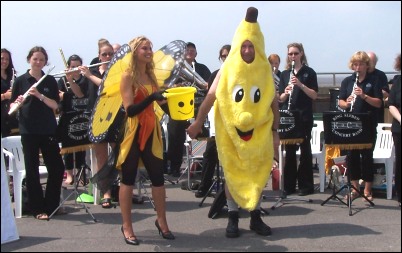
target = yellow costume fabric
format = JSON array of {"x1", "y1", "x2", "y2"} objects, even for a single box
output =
[
  {"x1": 215, "y1": 11, "x2": 275, "y2": 211},
  {"x1": 116, "y1": 84, "x2": 163, "y2": 170}
]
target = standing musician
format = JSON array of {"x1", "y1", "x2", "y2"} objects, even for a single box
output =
[
  {"x1": 10, "y1": 46, "x2": 65, "y2": 220},
  {"x1": 1, "y1": 48, "x2": 17, "y2": 137},
  {"x1": 78, "y1": 42, "x2": 118, "y2": 208},
  {"x1": 57, "y1": 54, "x2": 89, "y2": 185},
  {"x1": 338, "y1": 51, "x2": 383, "y2": 202},
  {"x1": 167, "y1": 42, "x2": 211, "y2": 177},
  {"x1": 278, "y1": 42, "x2": 318, "y2": 196}
]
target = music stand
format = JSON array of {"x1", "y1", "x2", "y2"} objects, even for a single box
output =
[
  {"x1": 320, "y1": 112, "x2": 375, "y2": 216},
  {"x1": 48, "y1": 144, "x2": 97, "y2": 222},
  {"x1": 264, "y1": 110, "x2": 313, "y2": 209},
  {"x1": 199, "y1": 160, "x2": 222, "y2": 207}
]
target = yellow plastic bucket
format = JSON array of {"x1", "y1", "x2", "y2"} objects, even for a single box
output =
[{"x1": 164, "y1": 87, "x2": 197, "y2": 120}]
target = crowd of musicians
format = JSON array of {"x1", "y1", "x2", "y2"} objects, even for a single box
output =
[{"x1": 1, "y1": 38, "x2": 400, "y2": 243}]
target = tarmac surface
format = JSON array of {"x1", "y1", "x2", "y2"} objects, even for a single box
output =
[{"x1": 2, "y1": 170, "x2": 401, "y2": 252}]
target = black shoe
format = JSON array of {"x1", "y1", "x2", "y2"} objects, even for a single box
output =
[
  {"x1": 171, "y1": 170, "x2": 181, "y2": 177},
  {"x1": 249, "y1": 210, "x2": 272, "y2": 236},
  {"x1": 284, "y1": 189, "x2": 296, "y2": 195},
  {"x1": 226, "y1": 211, "x2": 240, "y2": 238},
  {"x1": 195, "y1": 190, "x2": 207, "y2": 198},
  {"x1": 298, "y1": 188, "x2": 314, "y2": 196},
  {"x1": 155, "y1": 220, "x2": 175, "y2": 240},
  {"x1": 121, "y1": 226, "x2": 140, "y2": 245}
]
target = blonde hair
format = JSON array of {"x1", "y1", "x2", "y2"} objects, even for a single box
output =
[
  {"x1": 127, "y1": 36, "x2": 158, "y2": 91},
  {"x1": 348, "y1": 51, "x2": 371, "y2": 70},
  {"x1": 285, "y1": 42, "x2": 308, "y2": 69}
]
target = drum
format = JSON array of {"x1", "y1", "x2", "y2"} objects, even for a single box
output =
[{"x1": 57, "y1": 110, "x2": 91, "y2": 153}]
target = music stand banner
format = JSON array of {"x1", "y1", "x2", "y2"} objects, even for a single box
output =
[
  {"x1": 322, "y1": 111, "x2": 374, "y2": 150},
  {"x1": 278, "y1": 110, "x2": 304, "y2": 144},
  {"x1": 57, "y1": 111, "x2": 92, "y2": 154}
]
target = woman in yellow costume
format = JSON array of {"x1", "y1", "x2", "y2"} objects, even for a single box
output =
[
  {"x1": 117, "y1": 36, "x2": 174, "y2": 245},
  {"x1": 187, "y1": 7, "x2": 280, "y2": 238}
]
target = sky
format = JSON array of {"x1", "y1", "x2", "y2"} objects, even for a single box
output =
[{"x1": 1, "y1": 1, "x2": 401, "y2": 79}]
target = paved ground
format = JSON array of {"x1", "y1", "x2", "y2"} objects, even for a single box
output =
[{"x1": 2, "y1": 171, "x2": 401, "y2": 252}]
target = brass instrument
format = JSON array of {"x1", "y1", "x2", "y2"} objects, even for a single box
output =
[
  {"x1": 59, "y1": 48, "x2": 70, "y2": 91},
  {"x1": 349, "y1": 72, "x2": 359, "y2": 112},
  {"x1": 9, "y1": 66, "x2": 55, "y2": 115},
  {"x1": 287, "y1": 60, "x2": 295, "y2": 110}
]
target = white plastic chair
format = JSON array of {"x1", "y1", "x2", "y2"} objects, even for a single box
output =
[
  {"x1": 2, "y1": 136, "x2": 48, "y2": 218},
  {"x1": 296, "y1": 120, "x2": 325, "y2": 192},
  {"x1": 373, "y1": 123, "x2": 394, "y2": 200},
  {"x1": 178, "y1": 134, "x2": 207, "y2": 189}
]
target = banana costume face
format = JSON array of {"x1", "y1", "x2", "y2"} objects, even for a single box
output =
[{"x1": 215, "y1": 7, "x2": 275, "y2": 211}]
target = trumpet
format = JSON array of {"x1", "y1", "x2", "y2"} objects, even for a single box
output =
[
  {"x1": 51, "y1": 61, "x2": 110, "y2": 77},
  {"x1": 349, "y1": 72, "x2": 359, "y2": 112},
  {"x1": 287, "y1": 60, "x2": 295, "y2": 110},
  {"x1": 9, "y1": 66, "x2": 55, "y2": 115}
]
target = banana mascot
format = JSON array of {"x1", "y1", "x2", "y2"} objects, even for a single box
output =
[{"x1": 215, "y1": 7, "x2": 275, "y2": 211}]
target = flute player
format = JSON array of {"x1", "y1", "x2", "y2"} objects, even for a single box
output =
[{"x1": 10, "y1": 46, "x2": 65, "y2": 220}]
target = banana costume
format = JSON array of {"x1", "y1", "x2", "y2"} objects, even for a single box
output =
[{"x1": 215, "y1": 7, "x2": 275, "y2": 211}]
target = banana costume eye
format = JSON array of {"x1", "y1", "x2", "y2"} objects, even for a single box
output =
[{"x1": 214, "y1": 7, "x2": 275, "y2": 211}]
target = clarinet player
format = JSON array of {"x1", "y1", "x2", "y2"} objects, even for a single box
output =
[
  {"x1": 278, "y1": 42, "x2": 318, "y2": 196},
  {"x1": 338, "y1": 51, "x2": 383, "y2": 202}
]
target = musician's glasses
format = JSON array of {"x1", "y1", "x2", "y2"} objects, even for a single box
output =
[{"x1": 101, "y1": 52, "x2": 113, "y2": 57}]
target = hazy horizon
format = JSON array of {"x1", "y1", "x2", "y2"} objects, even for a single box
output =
[{"x1": 2, "y1": 1, "x2": 401, "y2": 79}]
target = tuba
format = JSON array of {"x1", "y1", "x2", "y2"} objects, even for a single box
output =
[{"x1": 153, "y1": 40, "x2": 207, "y2": 90}]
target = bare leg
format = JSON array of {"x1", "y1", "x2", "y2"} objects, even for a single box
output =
[
  {"x1": 65, "y1": 169, "x2": 74, "y2": 184},
  {"x1": 94, "y1": 143, "x2": 112, "y2": 200},
  {"x1": 119, "y1": 183, "x2": 136, "y2": 238},
  {"x1": 152, "y1": 185, "x2": 171, "y2": 233}
]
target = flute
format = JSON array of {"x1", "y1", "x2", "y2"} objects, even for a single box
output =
[
  {"x1": 51, "y1": 61, "x2": 110, "y2": 77},
  {"x1": 287, "y1": 60, "x2": 295, "y2": 110},
  {"x1": 9, "y1": 66, "x2": 55, "y2": 115}
]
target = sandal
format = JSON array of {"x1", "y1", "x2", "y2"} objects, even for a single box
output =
[
  {"x1": 101, "y1": 198, "x2": 115, "y2": 209},
  {"x1": 35, "y1": 213, "x2": 49, "y2": 220},
  {"x1": 363, "y1": 193, "x2": 373, "y2": 202}
]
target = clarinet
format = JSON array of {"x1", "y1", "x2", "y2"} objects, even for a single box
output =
[
  {"x1": 349, "y1": 72, "x2": 359, "y2": 112},
  {"x1": 273, "y1": 67, "x2": 280, "y2": 91},
  {"x1": 10, "y1": 68, "x2": 16, "y2": 88},
  {"x1": 287, "y1": 60, "x2": 295, "y2": 110}
]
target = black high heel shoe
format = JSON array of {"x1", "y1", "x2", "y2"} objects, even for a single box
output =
[
  {"x1": 121, "y1": 226, "x2": 140, "y2": 245},
  {"x1": 155, "y1": 220, "x2": 175, "y2": 240}
]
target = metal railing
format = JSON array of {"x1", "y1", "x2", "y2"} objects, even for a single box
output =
[{"x1": 316, "y1": 71, "x2": 399, "y2": 87}]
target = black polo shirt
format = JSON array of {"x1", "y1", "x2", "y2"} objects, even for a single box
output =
[
  {"x1": 11, "y1": 70, "x2": 59, "y2": 134},
  {"x1": 339, "y1": 72, "x2": 383, "y2": 122},
  {"x1": 278, "y1": 65, "x2": 318, "y2": 124}
]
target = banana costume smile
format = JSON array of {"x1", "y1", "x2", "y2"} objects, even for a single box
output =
[{"x1": 215, "y1": 7, "x2": 275, "y2": 211}]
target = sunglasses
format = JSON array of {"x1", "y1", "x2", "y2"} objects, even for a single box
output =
[
  {"x1": 288, "y1": 52, "x2": 300, "y2": 56},
  {"x1": 101, "y1": 52, "x2": 113, "y2": 57},
  {"x1": 221, "y1": 54, "x2": 228, "y2": 58}
]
